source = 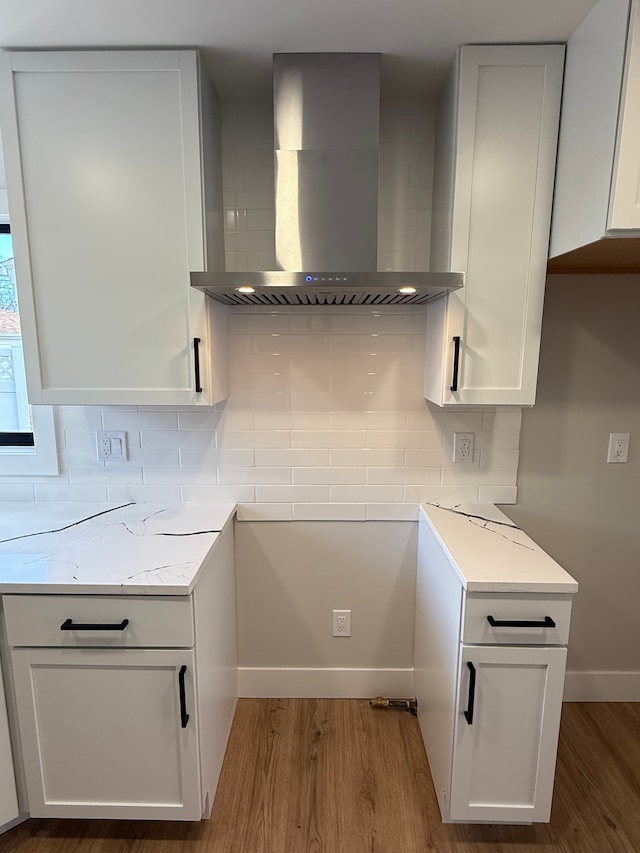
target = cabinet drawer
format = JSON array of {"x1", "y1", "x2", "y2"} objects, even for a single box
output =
[
  {"x1": 462, "y1": 593, "x2": 572, "y2": 645},
  {"x1": 3, "y1": 595, "x2": 194, "y2": 648}
]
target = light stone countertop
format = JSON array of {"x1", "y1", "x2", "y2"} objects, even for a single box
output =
[
  {"x1": 420, "y1": 503, "x2": 579, "y2": 593},
  {"x1": 0, "y1": 502, "x2": 236, "y2": 595}
]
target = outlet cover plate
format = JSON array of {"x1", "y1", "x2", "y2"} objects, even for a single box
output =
[
  {"x1": 96, "y1": 430, "x2": 128, "y2": 464},
  {"x1": 332, "y1": 609, "x2": 352, "y2": 637}
]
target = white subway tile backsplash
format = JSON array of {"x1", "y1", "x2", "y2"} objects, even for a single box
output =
[
  {"x1": 57, "y1": 407, "x2": 104, "y2": 430},
  {"x1": 254, "y1": 412, "x2": 330, "y2": 430},
  {"x1": 236, "y1": 187, "x2": 275, "y2": 209},
  {"x1": 144, "y1": 467, "x2": 218, "y2": 485},
  {"x1": 253, "y1": 335, "x2": 330, "y2": 354},
  {"x1": 141, "y1": 430, "x2": 216, "y2": 449},
  {"x1": 102, "y1": 411, "x2": 178, "y2": 430},
  {"x1": 33, "y1": 484, "x2": 109, "y2": 502},
  {"x1": 176, "y1": 411, "x2": 224, "y2": 430},
  {"x1": 403, "y1": 485, "x2": 480, "y2": 504},
  {"x1": 366, "y1": 503, "x2": 420, "y2": 521},
  {"x1": 292, "y1": 431, "x2": 366, "y2": 449},
  {"x1": 441, "y1": 467, "x2": 518, "y2": 486},
  {"x1": 293, "y1": 503, "x2": 367, "y2": 521},
  {"x1": 256, "y1": 485, "x2": 330, "y2": 503},
  {"x1": 479, "y1": 449, "x2": 520, "y2": 468},
  {"x1": 330, "y1": 334, "x2": 410, "y2": 353},
  {"x1": 475, "y1": 430, "x2": 522, "y2": 450},
  {"x1": 478, "y1": 485, "x2": 518, "y2": 504},
  {"x1": 68, "y1": 466, "x2": 143, "y2": 485},
  {"x1": 255, "y1": 449, "x2": 330, "y2": 467},
  {"x1": 246, "y1": 210, "x2": 275, "y2": 231},
  {"x1": 330, "y1": 485, "x2": 404, "y2": 503},
  {"x1": 0, "y1": 484, "x2": 35, "y2": 500},
  {"x1": 293, "y1": 467, "x2": 366, "y2": 485},
  {"x1": 219, "y1": 467, "x2": 291, "y2": 485},
  {"x1": 64, "y1": 429, "x2": 105, "y2": 450},
  {"x1": 236, "y1": 502, "x2": 293, "y2": 521},
  {"x1": 106, "y1": 485, "x2": 182, "y2": 503},
  {"x1": 367, "y1": 467, "x2": 441, "y2": 485},
  {"x1": 218, "y1": 430, "x2": 291, "y2": 449},
  {"x1": 330, "y1": 412, "x2": 406, "y2": 430},
  {"x1": 181, "y1": 485, "x2": 256, "y2": 503},
  {"x1": 331, "y1": 448, "x2": 405, "y2": 467},
  {"x1": 179, "y1": 448, "x2": 254, "y2": 467},
  {"x1": 243, "y1": 165, "x2": 274, "y2": 188},
  {"x1": 126, "y1": 448, "x2": 181, "y2": 467},
  {"x1": 369, "y1": 431, "x2": 441, "y2": 450},
  {"x1": 404, "y1": 449, "x2": 448, "y2": 467},
  {"x1": 3, "y1": 103, "x2": 522, "y2": 514}
]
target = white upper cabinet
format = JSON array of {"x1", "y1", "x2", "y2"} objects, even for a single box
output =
[
  {"x1": 549, "y1": 0, "x2": 640, "y2": 271},
  {"x1": 0, "y1": 50, "x2": 228, "y2": 406},
  {"x1": 425, "y1": 45, "x2": 564, "y2": 407}
]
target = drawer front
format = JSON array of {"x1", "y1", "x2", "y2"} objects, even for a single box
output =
[
  {"x1": 3, "y1": 595, "x2": 194, "y2": 648},
  {"x1": 462, "y1": 593, "x2": 572, "y2": 645}
]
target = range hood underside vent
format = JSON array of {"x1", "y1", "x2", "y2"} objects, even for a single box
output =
[{"x1": 191, "y1": 272, "x2": 464, "y2": 306}]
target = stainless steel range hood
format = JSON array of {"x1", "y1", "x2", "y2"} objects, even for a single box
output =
[{"x1": 191, "y1": 53, "x2": 463, "y2": 307}]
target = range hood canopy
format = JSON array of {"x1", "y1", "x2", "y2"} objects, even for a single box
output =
[{"x1": 191, "y1": 52, "x2": 463, "y2": 306}]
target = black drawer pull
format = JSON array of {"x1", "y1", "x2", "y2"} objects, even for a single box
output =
[
  {"x1": 487, "y1": 615, "x2": 556, "y2": 628},
  {"x1": 60, "y1": 618, "x2": 129, "y2": 631},
  {"x1": 193, "y1": 337, "x2": 203, "y2": 393},
  {"x1": 450, "y1": 335, "x2": 461, "y2": 392},
  {"x1": 179, "y1": 665, "x2": 190, "y2": 729},
  {"x1": 463, "y1": 661, "x2": 476, "y2": 725}
]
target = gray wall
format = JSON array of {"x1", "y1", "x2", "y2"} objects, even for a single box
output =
[{"x1": 505, "y1": 273, "x2": 640, "y2": 683}]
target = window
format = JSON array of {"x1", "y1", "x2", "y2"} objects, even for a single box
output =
[{"x1": 0, "y1": 223, "x2": 58, "y2": 474}]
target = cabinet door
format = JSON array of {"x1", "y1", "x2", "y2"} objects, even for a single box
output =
[
  {"x1": 450, "y1": 644, "x2": 566, "y2": 823},
  {"x1": 11, "y1": 647, "x2": 201, "y2": 820},
  {"x1": 609, "y1": 0, "x2": 640, "y2": 230},
  {"x1": 0, "y1": 656, "x2": 19, "y2": 830},
  {"x1": 0, "y1": 50, "x2": 225, "y2": 406},
  {"x1": 425, "y1": 45, "x2": 564, "y2": 406}
]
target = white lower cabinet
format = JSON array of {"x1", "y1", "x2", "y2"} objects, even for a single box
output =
[
  {"x1": 414, "y1": 514, "x2": 571, "y2": 824},
  {"x1": 2, "y1": 518, "x2": 238, "y2": 822},
  {"x1": 11, "y1": 648, "x2": 201, "y2": 820},
  {"x1": 450, "y1": 644, "x2": 566, "y2": 822},
  {"x1": 0, "y1": 655, "x2": 19, "y2": 831}
]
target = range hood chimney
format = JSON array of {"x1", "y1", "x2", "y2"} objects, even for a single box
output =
[{"x1": 192, "y1": 53, "x2": 463, "y2": 306}]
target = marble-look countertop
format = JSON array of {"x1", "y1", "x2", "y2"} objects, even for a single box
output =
[
  {"x1": 0, "y1": 502, "x2": 236, "y2": 595},
  {"x1": 420, "y1": 503, "x2": 578, "y2": 593}
]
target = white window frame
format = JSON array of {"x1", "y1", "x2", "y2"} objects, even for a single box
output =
[{"x1": 0, "y1": 405, "x2": 58, "y2": 475}]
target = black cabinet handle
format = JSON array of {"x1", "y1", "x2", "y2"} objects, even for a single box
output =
[
  {"x1": 61, "y1": 618, "x2": 129, "y2": 631},
  {"x1": 179, "y1": 665, "x2": 190, "y2": 729},
  {"x1": 450, "y1": 335, "x2": 461, "y2": 392},
  {"x1": 193, "y1": 337, "x2": 203, "y2": 393},
  {"x1": 487, "y1": 615, "x2": 556, "y2": 628},
  {"x1": 463, "y1": 661, "x2": 476, "y2": 725}
]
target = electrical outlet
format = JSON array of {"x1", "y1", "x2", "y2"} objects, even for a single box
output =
[
  {"x1": 453, "y1": 432, "x2": 474, "y2": 463},
  {"x1": 607, "y1": 432, "x2": 629, "y2": 463},
  {"x1": 332, "y1": 609, "x2": 351, "y2": 637},
  {"x1": 96, "y1": 431, "x2": 128, "y2": 464}
]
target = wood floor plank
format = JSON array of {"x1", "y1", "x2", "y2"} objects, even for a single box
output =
[{"x1": 1, "y1": 700, "x2": 639, "y2": 853}]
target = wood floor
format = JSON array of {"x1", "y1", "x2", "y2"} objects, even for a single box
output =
[{"x1": 1, "y1": 699, "x2": 639, "y2": 853}]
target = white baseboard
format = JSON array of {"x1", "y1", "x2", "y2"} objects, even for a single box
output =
[
  {"x1": 238, "y1": 667, "x2": 415, "y2": 698},
  {"x1": 564, "y1": 670, "x2": 640, "y2": 701}
]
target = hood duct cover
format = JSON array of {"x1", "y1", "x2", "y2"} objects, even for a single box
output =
[{"x1": 191, "y1": 53, "x2": 463, "y2": 306}]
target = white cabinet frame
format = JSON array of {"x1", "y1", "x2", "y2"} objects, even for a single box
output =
[
  {"x1": 451, "y1": 644, "x2": 566, "y2": 823},
  {"x1": 0, "y1": 50, "x2": 227, "y2": 406},
  {"x1": 426, "y1": 45, "x2": 564, "y2": 406},
  {"x1": 11, "y1": 647, "x2": 201, "y2": 820}
]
